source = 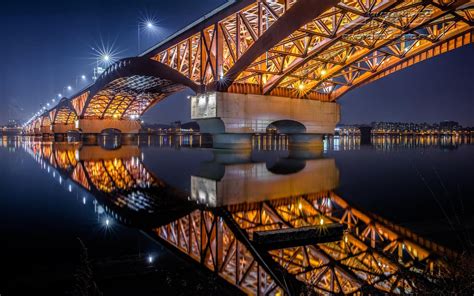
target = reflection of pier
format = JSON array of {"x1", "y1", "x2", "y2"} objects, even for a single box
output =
[
  {"x1": 191, "y1": 158, "x2": 338, "y2": 207},
  {"x1": 21, "y1": 139, "x2": 455, "y2": 295}
]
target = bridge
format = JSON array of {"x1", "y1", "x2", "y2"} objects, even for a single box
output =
[
  {"x1": 23, "y1": 0, "x2": 474, "y2": 148},
  {"x1": 22, "y1": 139, "x2": 456, "y2": 295}
]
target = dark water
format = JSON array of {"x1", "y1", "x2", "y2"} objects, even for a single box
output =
[{"x1": 0, "y1": 135, "x2": 473, "y2": 295}]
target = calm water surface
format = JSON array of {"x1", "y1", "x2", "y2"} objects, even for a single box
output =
[{"x1": 0, "y1": 135, "x2": 472, "y2": 295}]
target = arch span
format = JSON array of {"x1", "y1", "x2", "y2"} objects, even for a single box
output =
[
  {"x1": 268, "y1": 120, "x2": 306, "y2": 134},
  {"x1": 80, "y1": 57, "x2": 199, "y2": 120}
]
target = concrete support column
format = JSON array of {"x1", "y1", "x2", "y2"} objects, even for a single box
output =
[
  {"x1": 212, "y1": 133, "x2": 253, "y2": 149},
  {"x1": 77, "y1": 119, "x2": 141, "y2": 134},
  {"x1": 191, "y1": 92, "x2": 340, "y2": 150},
  {"x1": 52, "y1": 124, "x2": 76, "y2": 134},
  {"x1": 288, "y1": 134, "x2": 323, "y2": 150}
]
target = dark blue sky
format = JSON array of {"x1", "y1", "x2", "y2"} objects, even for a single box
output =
[{"x1": 0, "y1": 0, "x2": 473, "y2": 126}]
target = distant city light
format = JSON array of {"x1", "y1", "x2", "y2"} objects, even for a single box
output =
[
  {"x1": 58, "y1": 93, "x2": 62, "y2": 98},
  {"x1": 146, "y1": 21, "x2": 154, "y2": 29},
  {"x1": 81, "y1": 75, "x2": 86, "y2": 80},
  {"x1": 148, "y1": 255, "x2": 153, "y2": 263},
  {"x1": 67, "y1": 85, "x2": 72, "y2": 91},
  {"x1": 105, "y1": 218, "x2": 110, "y2": 227},
  {"x1": 102, "y1": 54, "x2": 110, "y2": 62}
]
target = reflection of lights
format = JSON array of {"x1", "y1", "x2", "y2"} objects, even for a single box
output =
[
  {"x1": 147, "y1": 255, "x2": 153, "y2": 263},
  {"x1": 82, "y1": 197, "x2": 86, "y2": 205},
  {"x1": 105, "y1": 219, "x2": 110, "y2": 227},
  {"x1": 68, "y1": 184, "x2": 72, "y2": 192},
  {"x1": 298, "y1": 202, "x2": 302, "y2": 210},
  {"x1": 319, "y1": 218, "x2": 324, "y2": 225}
]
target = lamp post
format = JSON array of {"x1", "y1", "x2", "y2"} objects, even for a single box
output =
[
  {"x1": 75, "y1": 75, "x2": 87, "y2": 89},
  {"x1": 61, "y1": 86, "x2": 73, "y2": 97},
  {"x1": 138, "y1": 21, "x2": 155, "y2": 54}
]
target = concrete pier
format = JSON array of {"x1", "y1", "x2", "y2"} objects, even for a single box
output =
[
  {"x1": 77, "y1": 119, "x2": 141, "y2": 134},
  {"x1": 192, "y1": 92, "x2": 339, "y2": 149}
]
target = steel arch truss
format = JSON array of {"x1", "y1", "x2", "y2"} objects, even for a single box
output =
[
  {"x1": 80, "y1": 57, "x2": 199, "y2": 120},
  {"x1": 148, "y1": 0, "x2": 473, "y2": 100},
  {"x1": 38, "y1": 113, "x2": 52, "y2": 129},
  {"x1": 52, "y1": 98, "x2": 78, "y2": 125}
]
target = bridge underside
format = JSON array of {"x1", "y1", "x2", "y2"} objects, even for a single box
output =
[{"x1": 148, "y1": 0, "x2": 474, "y2": 100}]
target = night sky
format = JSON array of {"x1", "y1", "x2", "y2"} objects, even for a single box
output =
[{"x1": 0, "y1": 0, "x2": 473, "y2": 126}]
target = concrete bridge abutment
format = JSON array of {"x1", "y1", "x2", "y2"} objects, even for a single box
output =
[{"x1": 192, "y1": 92, "x2": 339, "y2": 149}]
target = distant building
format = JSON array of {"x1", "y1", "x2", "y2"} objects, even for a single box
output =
[
  {"x1": 370, "y1": 121, "x2": 469, "y2": 135},
  {"x1": 439, "y1": 121, "x2": 459, "y2": 131}
]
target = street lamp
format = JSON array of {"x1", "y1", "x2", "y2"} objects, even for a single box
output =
[
  {"x1": 75, "y1": 75, "x2": 88, "y2": 88},
  {"x1": 138, "y1": 20, "x2": 156, "y2": 54},
  {"x1": 61, "y1": 86, "x2": 73, "y2": 96}
]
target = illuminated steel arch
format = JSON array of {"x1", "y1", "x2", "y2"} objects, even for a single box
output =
[
  {"x1": 144, "y1": 0, "x2": 473, "y2": 100},
  {"x1": 33, "y1": 119, "x2": 41, "y2": 130},
  {"x1": 78, "y1": 57, "x2": 199, "y2": 120},
  {"x1": 52, "y1": 98, "x2": 78, "y2": 125}
]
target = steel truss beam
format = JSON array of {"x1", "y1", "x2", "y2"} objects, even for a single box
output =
[{"x1": 148, "y1": 0, "x2": 473, "y2": 100}]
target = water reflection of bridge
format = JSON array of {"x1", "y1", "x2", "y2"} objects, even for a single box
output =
[{"x1": 22, "y1": 139, "x2": 454, "y2": 295}]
